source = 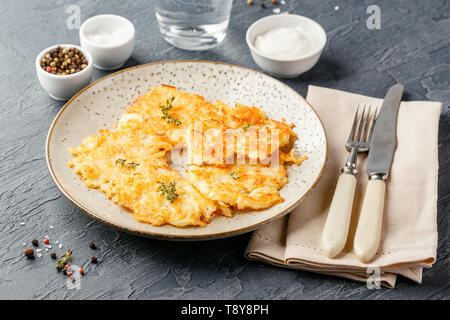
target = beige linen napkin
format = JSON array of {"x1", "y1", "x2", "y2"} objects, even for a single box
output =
[{"x1": 245, "y1": 85, "x2": 441, "y2": 288}]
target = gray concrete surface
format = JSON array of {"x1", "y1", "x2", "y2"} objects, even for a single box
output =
[{"x1": 0, "y1": 0, "x2": 448, "y2": 299}]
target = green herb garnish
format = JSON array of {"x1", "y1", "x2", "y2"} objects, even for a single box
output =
[
  {"x1": 158, "y1": 181, "x2": 179, "y2": 203},
  {"x1": 230, "y1": 171, "x2": 240, "y2": 180},
  {"x1": 116, "y1": 158, "x2": 127, "y2": 166},
  {"x1": 125, "y1": 162, "x2": 139, "y2": 168},
  {"x1": 242, "y1": 123, "x2": 251, "y2": 130},
  {"x1": 56, "y1": 249, "x2": 72, "y2": 271},
  {"x1": 160, "y1": 96, "x2": 181, "y2": 126},
  {"x1": 115, "y1": 158, "x2": 140, "y2": 168}
]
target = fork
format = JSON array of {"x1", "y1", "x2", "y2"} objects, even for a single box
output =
[{"x1": 321, "y1": 106, "x2": 377, "y2": 258}]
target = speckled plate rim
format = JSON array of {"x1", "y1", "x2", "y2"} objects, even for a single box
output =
[{"x1": 45, "y1": 60, "x2": 328, "y2": 241}]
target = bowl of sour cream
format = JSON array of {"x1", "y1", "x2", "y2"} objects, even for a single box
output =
[{"x1": 246, "y1": 14, "x2": 327, "y2": 78}]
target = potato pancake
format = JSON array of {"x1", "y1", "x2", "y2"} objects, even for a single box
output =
[
  {"x1": 68, "y1": 113, "x2": 217, "y2": 227},
  {"x1": 68, "y1": 85, "x2": 306, "y2": 227},
  {"x1": 187, "y1": 164, "x2": 288, "y2": 215}
]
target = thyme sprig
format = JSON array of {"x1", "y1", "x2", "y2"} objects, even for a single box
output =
[
  {"x1": 56, "y1": 249, "x2": 72, "y2": 271},
  {"x1": 160, "y1": 96, "x2": 181, "y2": 126},
  {"x1": 115, "y1": 158, "x2": 140, "y2": 168},
  {"x1": 158, "y1": 181, "x2": 179, "y2": 203},
  {"x1": 242, "y1": 123, "x2": 251, "y2": 130},
  {"x1": 230, "y1": 171, "x2": 240, "y2": 180}
]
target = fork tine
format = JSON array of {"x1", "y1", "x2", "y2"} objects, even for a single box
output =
[
  {"x1": 360, "y1": 106, "x2": 371, "y2": 142},
  {"x1": 346, "y1": 105, "x2": 359, "y2": 143},
  {"x1": 367, "y1": 107, "x2": 378, "y2": 144},
  {"x1": 354, "y1": 105, "x2": 366, "y2": 142}
]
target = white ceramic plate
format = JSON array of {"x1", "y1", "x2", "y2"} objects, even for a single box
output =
[{"x1": 46, "y1": 60, "x2": 327, "y2": 240}]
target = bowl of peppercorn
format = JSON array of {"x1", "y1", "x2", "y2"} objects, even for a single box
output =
[{"x1": 35, "y1": 44, "x2": 93, "y2": 101}]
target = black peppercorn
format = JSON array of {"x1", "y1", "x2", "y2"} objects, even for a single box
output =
[
  {"x1": 50, "y1": 252, "x2": 57, "y2": 259},
  {"x1": 32, "y1": 239, "x2": 39, "y2": 246},
  {"x1": 89, "y1": 242, "x2": 96, "y2": 249},
  {"x1": 90, "y1": 256, "x2": 98, "y2": 263}
]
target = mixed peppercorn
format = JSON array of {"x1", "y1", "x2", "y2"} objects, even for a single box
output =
[
  {"x1": 24, "y1": 248, "x2": 34, "y2": 258},
  {"x1": 40, "y1": 46, "x2": 88, "y2": 75},
  {"x1": 247, "y1": 0, "x2": 279, "y2": 9},
  {"x1": 23, "y1": 238, "x2": 99, "y2": 281}
]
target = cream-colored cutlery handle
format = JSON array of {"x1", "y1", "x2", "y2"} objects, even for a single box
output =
[
  {"x1": 354, "y1": 179, "x2": 386, "y2": 262},
  {"x1": 321, "y1": 173, "x2": 357, "y2": 258}
]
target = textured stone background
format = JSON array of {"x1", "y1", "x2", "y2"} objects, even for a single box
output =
[{"x1": 0, "y1": 0, "x2": 448, "y2": 299}]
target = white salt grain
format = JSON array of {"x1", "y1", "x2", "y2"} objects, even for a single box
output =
[
  {"x1": 85, "y1": 28, "x2": 131, "y2": 46},
  {"x1": 273, "y1": 8, "x2": 281, "y2": 14},
  {"x1": 36, "y1": 249, "x2": 42, "y2": 253},
  {"x1": 50, "y1": 226, "x2": 54, "y2": 229},
  {"x1": 20, "y1": 222, "x2": 25, "y2": 226},
  {"x1": 54, "y1": 241, "x2": 59, "y2": 244},
  {"x1": 45, "y1": 245, "x2": 52, "y2": 249},
  {"x1": 334, "y1": 5, "x2": 339, "y2": 10},
  {"x1": 281, "y1": 0, "x2": 286, "y2": 4},
  {"x1": 37, "y1": 253, "x2": 42, "y2": 258},
  {"x1": 59, "y1": 243, "x2": 63, "y2": 249}
]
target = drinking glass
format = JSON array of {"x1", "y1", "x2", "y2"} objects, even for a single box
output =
[{"x1": 155, "y1": 0, "x2": 233, "y2": 51}]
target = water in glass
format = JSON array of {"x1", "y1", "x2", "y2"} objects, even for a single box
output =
[{"x1": 155, "y1": 0, "x2": 233, "y2": 51}]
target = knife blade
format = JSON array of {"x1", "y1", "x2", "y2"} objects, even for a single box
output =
[
  {"x1": 366, "y1": 83, "x2": 404, "y2": 179},
  {"x1": 353, "y1": 83, "x2": 404, "y2": 262}
]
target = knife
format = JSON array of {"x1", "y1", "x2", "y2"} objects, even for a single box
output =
[{"x1": 353, "y1": 84, "x2": 404, "y2": 262}]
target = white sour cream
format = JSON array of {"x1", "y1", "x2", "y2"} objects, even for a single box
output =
[{"x1": 254, "y1": 27, "x2": 319, "y2": 60}]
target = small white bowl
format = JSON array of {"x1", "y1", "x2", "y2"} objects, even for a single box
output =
[
  {"x1": 35, "y1": 44, "x2": 93, "y2": 101},
  {"x1": 246, "y1": 14, "x2": 327, "y2": 78},
  {"x1": 80, "y1": 14, "x2": 135, "y2": 70}
]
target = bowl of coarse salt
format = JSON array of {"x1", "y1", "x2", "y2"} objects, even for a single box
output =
[{"x1": 80, "y1": 14, "x2": 135, "y2": 70}]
